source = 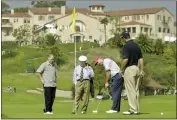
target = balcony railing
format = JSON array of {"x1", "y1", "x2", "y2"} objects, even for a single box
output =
[{"x1": 2, "y1": 22, "x2": 13, "y2": 27}]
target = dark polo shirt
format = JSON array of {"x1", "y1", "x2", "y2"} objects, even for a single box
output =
[{"x1": 122, "y1": 40, "x2": 143, "y2": 68}]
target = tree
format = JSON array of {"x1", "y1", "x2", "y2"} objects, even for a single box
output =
[
  {"x1": 107, "y1": 33, "x2": 125, "y2": 48},
  {"x1": 135, "y1": 33, "x2": 154, "y2": 53},
  {"x1": 31, "y1": 1, "x2": 66, "y2": 8},
  {"x1": 2, "y1": 1, "x2": 10, "y2": 13},
  {"x1": 12, "y1": 24, "x2": 32, "y2": 46},
  {"x1": 100, "y1": 17, "x2": 109, "y2": 44},
  {"x1": 154, "y1": 38, "x2": 164, "y2": 55},
  {"x1": 14, "y1": 7, "x2": 28, "y2": 13},
  {"x1": 92, "y1": 63, "x2": 105, "y2": 94}
]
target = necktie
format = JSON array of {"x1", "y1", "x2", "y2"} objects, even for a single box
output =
[{"x1": 80, "y1": 67, "x2": 83, "y2": 81}]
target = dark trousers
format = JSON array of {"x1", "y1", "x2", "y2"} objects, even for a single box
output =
[
  {"x1": 111, "y1": 73, "x2": 124, "y2": 112},
  {"x1": 43, "y1": 86, "x2": 56, "y2": 112}
]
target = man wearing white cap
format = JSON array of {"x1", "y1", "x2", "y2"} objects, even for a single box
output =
[{"x1": 72, "y1": 55, "x2": 94, "y2": 114}]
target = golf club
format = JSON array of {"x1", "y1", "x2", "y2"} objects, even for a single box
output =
[{"x1": 92, "y1": 88, "x2": 108, "y2": 113}]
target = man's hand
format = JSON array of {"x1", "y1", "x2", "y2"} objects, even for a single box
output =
[
  {"x1": 105, "y1": 82, "x2": 109, "y2": 88},
  {"x1": 41, "y1": 79, "x2": 44, "y2": 84},
  {"x1": 140, "y1": 70, "x2": 145, "y2": 78}
]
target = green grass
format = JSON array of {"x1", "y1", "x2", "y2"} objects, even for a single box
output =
[
  {"x1": 2, "y1": 91, "x2": 176, "y2": 119},
  {"x1": 2, "y1": 74, "x2": 176, "y2": 119}
]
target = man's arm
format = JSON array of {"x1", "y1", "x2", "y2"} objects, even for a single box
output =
[
  {"x1": 138, "y1": 58, "x2": 144, "y2": 77},
  {"x1": 36, "y1": 63, "x2": 45, "y2": 84},
  {"x1": 38, "y1": 73, "x2": 44, "y2": 83},
  {"x1": 121, "y1": 59, "x2": 128, "y2": 72},
  {"x1": 105, "y1": 70, "x2": 111, "y2": 84}
]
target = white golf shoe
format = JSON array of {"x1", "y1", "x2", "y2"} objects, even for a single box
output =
[
  {"x1": 106, "y1": 110, "x2": 118, "y2": 113},
  {"x1": 44, "y1": 112, "x2": 53, "y2": 114}
]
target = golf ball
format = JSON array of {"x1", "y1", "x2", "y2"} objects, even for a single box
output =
[{"x1": 161, "y1": 113, "x2": 163, "y2": 115}]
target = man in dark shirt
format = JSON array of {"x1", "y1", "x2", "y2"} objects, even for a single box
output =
[{"x1": 121, "y1": 31, "x2": 144, "y2": 115}]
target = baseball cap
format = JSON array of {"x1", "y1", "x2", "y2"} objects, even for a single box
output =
[
  {"x1": 79, "y1": 55, "x2": 87, "y2": 61},
  {"x1": 121, "y1": 31, "x2": 130, "y2": 38},
  {"x1": 94, "y1": 56, "x2": 100, "y2": 65}
]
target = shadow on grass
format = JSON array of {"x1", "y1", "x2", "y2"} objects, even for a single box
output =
[
  {"x1": 139, "y1": 112, "x2": 150, "y2": 115},
  {"x1": 2, "y1": 113, "x2": 8, "y2": 118}
]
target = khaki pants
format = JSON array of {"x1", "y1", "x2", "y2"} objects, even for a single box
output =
[
  {"x1": 73, "y1": 80, "x2": 90, "y2": 112},
  {"x1": 124, "y1": 65, "x2": 140, "y2": 112}
]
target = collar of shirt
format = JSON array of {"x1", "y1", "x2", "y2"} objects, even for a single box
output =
[{"x1": 47, "y1": 61, "x2": 54, "y2": 66}]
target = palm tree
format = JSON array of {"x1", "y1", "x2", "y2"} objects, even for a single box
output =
[{"x1": 100, "y1": 17, "x2": 109, "y2": 44}]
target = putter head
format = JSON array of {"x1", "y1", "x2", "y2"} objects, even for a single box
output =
[{"x1": 92, "y1": 110, "x2": 98, "y2": 113}]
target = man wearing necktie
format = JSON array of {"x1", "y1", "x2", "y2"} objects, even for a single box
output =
[{"x1": 72, "y1": 55, "x2": 94, "y2": 114}]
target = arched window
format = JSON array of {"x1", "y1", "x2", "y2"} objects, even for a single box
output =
[{"x1": 70, "y1": 20, "x2": 86, "y2": 32}]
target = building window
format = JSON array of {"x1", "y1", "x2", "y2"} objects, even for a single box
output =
[
  {"x1": 127, "y1": 16, "x2": 129, "y2": 20},
  {"x1": 133, "y1": 15, "x2": 136, "y2": 20},
  {"x1": 142, "y1": 15, "x2": 144, "y2": 19},
  {"x1": 48, "y1": 16, "x2": 55, "y2": 21},
  {"x1": 97, "y1": 6, "x2": 100, "y2": 10},
  {"x1": 163, "y1": 16, "x2": 165, "y2": 22},
  {"x1": 158, "y1": 27, "x2": 161, "y2": 32},
  {"x1": 92, "y1": 7, "x2": 95, "y2": 10},
  {"x1": 14, "y1": 18, "x2": 18, "y2": 23},
  {"x1": 38, "y1": 16, "x2": 45, "y2": 21},
  {"x1": 137, "y1": 15, "x2": 140, "y2": 20},
  {"x1": 167, "y1": 29, "x2": 170, "y2": 33},
  {"x1": 163, "y1": 28, "x2": 166, "y2": 33},
  {"x1": 89, "y1": 36, "x2": 92, "y2": 39},
  {"x1": 146, "y1": 15, "x2": 149, "y2": 20},
  {"x1": 132, "y1": 27, "x2": 136, "y2": 33},
  {"x1": 168, "y1": 17, "x2": 171, "y2": 23},
  {"x1": 141, "y1": 27, "x2": 143, "y2": 32},
  {"x1": 24, "y1": 18, "x2": 30, "y2": 23},
  {"x1": 144, "y1": 27, "x2": 148, "y2": 32},
  {"x1": 127, "y1": 27, "x2": 131, "y2": 32},
  {"x1": 157, "y1": 15, "x2": 161, "y2": 20}
]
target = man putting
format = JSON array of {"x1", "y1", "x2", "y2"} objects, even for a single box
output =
[
  {"x1": 121, "y1": 31, "x2": 144, "y2": 115},
  {"x1": 94, "y1": 57, "x2": 124, "y2": 113},
  {"x1": 72, "y1": 55, "x2": 94, "y2": 114}
]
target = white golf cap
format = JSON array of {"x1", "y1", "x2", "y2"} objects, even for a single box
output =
[{"x1": 79, "y1": 55, "x2": 87, "y2": 61}]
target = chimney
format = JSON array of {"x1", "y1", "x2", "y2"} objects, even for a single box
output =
[
  {"x1": 11, "y1": 9, "x2": 14, "y2": 14},
  {"x1": 48, "y1": 7, "x2": 51, "y2": 12},
  {"x1": 61, "y1": 6, "x2": 65, "y2": 16}
]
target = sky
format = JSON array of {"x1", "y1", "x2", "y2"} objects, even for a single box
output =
[{"x1": 3, "y1": 0, "x2": 176, "y2": 18}]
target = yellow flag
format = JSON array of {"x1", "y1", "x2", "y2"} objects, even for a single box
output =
[{"x1": 71, "y1": 8, "x2": 76, "y2": 32}]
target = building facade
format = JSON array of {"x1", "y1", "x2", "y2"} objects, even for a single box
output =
[{"x1": 2, "y1": 5, "x2": 176, "y2": 44}]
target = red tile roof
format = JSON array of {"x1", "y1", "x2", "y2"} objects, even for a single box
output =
[
  {"x1": 120, "y1": 21, "x2": 151, "y2": 26},
  {"x1": 89, "y1": 4, "x2": 105, "y2": 7},
  {"x1": 2, "y1": 13, "x2": 31, "y2": 17},
  {"x1": 105, "y1": 7, "x2": 164, "y2": 16},
  {"x1": 29, "y1": 7, "x2": 105, "y2": 16}
]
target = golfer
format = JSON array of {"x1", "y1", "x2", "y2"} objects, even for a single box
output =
[
  {"x1": 121, "y1": 31, "x2": 144, "y2": 115},
  {"x1": 36, "y1": 54, "x2": 57, "y2": 114},
  {"x1": 94, "y1": 56, "x2": 124, "y2": 113},
  {"x1": 72, "y1": 55, "x2": 94, "y2": 114}
]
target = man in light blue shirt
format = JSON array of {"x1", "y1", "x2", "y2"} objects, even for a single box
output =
[
  {"x1": 72, "y1": 55, "x2": 94, "y2": 114},
  {"x1": 94, "y1": 56, "x2": 124, "y2": 113}
]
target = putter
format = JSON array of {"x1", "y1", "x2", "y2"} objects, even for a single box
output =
[{"x1": 92, "y1": 88, "x2": 107, "y2": 113}]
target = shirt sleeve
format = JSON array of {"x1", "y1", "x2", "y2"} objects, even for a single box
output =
[
  {"x1": 103, "y1": 59, "x2": 111, "y2": 71},
  {"x1": 36, "y1": 63, "x2": 45, "y2": 73},
  {"x1": 122, "y1": 47, "x2": 129, "y2": 59},
  {"x1": 89, "y1": 66, "x2": 94, "y2": 78},
  {"x1": 138, "y1": 48, "x2": 143, "y2": 59},
  {"x1": 73, "y1": 67, "x2": 77, "y2": 84}
]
